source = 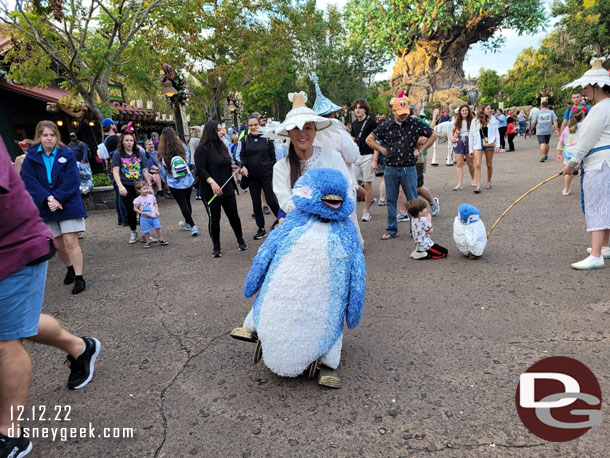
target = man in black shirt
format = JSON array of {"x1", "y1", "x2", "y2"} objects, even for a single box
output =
[
  {"x1": 366, "y1": 93, "x2": 438, "y2": 239},
  {"x1": 350, "y1": 99, "x2": 378, "y2": 222}
]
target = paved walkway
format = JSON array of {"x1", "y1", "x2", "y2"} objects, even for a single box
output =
[{"x1": 26, "y1": 135, "x2": 608, "y2": 457}]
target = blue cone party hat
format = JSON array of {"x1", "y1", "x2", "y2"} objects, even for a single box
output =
[{"x1": 311, "y1": 73, "x2": 343, "y2": 116}]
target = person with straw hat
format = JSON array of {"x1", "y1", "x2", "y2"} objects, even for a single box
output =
[
  {"x1": 263, "y1": 91, "x2": 352, "y2": 222},
  {"x1": 561, "y1": 57, "x2": 610, "y2": 270}
]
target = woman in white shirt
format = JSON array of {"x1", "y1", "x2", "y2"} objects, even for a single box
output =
[
  {"x1": 469, "y1": 103, "x2": 500, "y2": 193},
  {"x1": 451, "y1": 105, "x2": 475, "y2": 190},
  {"x1": 269, "y1": 92, "x2": 351, "y2": 223},
  {"x1": 561, "y1": 59, "x2": 610, "y2": 270}
]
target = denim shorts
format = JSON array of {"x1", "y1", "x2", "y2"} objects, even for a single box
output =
[
  {"x1": 140, "y1": 216, "x2": 162, "y2": 233},
  {"x1": 0, "y1": 262, "x2": 47, "y2": 341},
  {"x1": 537, "y1": 134, "x2": 551, "y2": 145}
]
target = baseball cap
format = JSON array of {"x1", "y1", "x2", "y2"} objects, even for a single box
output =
[
  {"x1": 101, "y1": 118, "x2": 118, "y2": 128},
  {"x1": 392, "y1": 91, "x2": 409, "y2": 115},
  {"x1": 69, "y1": 132, "x2": 77, "y2": 137}
]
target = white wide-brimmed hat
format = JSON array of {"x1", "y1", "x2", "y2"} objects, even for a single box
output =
[
  {"x1": 563, "y1": 58, "x2": 610, "y2": 90},
  {"x1": 262, "y1": 92, "x2": 340, "y2": 142}
]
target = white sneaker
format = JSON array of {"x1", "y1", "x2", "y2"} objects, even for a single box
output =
[
  {"x1": 378, "y1": 198, "x2": 386, "y2": 206},
  {"x1": 410, "y1": 249, "x2": 427, "y2": 259},
  {"x1": 562, "y1": 190, "x2": 570, "y2": 196},
  {"x1": 361, "y1": 211, "x2": 371, "y2": 222},
  {"x1": 430, "y1": 197, "x2": 440, "y2": 216},
  {"x1": 129, "y1": 231, "x2": 138, "y2": 244},
  {"x1": 571, "y1": 256, "x2": 605, "y2": 270},
  {"x1": 587, "y1": 247, "x2": 610, "y2": 259}
]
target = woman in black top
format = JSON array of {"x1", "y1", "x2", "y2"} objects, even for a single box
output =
[
  {"x1": 195, "y1": 121, "x2": 247, "y2": 258},
  {"x1": 240, "y1": 115, "x2": 280, "y2": 240}
]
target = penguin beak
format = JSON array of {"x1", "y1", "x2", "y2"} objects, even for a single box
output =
[{"x1": 321, "y1": 194, "x2": 343, "y2": 210}]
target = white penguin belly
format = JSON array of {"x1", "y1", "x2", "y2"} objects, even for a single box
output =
[{"x1": 257, "y1": 222, "x2": 341, "y2": 377}]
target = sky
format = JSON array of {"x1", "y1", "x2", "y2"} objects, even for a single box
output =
[{"x1": 316, "y1": 0, "x2": 554, "y2": 79}]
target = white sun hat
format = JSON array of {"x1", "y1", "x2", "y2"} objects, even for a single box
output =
[
  {"x1": 563, "y1": 57, "x2": 610, "y2": 90},
  {"x1": 262, "y1": 92, "x2": 341, "y2": 143}
]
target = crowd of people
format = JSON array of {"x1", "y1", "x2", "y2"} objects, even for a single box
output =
[{"x1": 1, "y1": 58, "x2": 610, "y2": 455}]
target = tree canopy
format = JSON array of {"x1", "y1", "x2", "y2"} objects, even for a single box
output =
[
  {"x1": 344, "y1": 0, "x2": 546, "y2": 57},
  {"x1": 1, "y1": 0, "x2": 166, "y2": 120}
]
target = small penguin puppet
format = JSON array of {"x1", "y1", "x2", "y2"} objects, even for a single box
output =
[
  {"x1": 453, "y1": 204, "x2": 487, "y2": 258},
  {"x1": 242, "y1": 168, "x2": 366, "y2": 377}
]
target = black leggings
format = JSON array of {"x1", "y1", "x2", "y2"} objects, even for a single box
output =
[
  {"x1": 498, "y1": 126, "x2": 507, "y2": 149},
  {"x1": 507, "y1": 133, "x2": 516, "y2": 151},
  {"x1": 248, "y1": 176, "x2": 279, "y2": 229},
  {"x1": 170, "y1": 186, "x2": 195, "y2": 227},
  {"x1": 202, "y1": 193, "x2": 243, "y2": 249},
  {"x1": 119, "y1": 184, "x2": 139, "y2": 231}
]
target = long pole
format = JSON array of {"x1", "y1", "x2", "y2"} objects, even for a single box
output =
[
  {"x1": 487, "y1": 173, "x2": 561, "y2": 238},
  {"x1": 207, "y1": 169, "x2": 239, "y2": 205}
]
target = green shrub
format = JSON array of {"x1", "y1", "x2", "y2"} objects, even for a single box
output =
[{"x1": 92, "y1": 173, "x2": 111, "y2": 187}]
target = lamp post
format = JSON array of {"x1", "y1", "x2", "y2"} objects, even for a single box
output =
[
  {"x1": 536, "y1": 82, "x2": 553, "y2": 104},
  {"x1": 495, "y1": 90, "x2": 507, "y2": 109},
  {"x1": 162, "y1": 64, "x2": 186, "y2": 142},
  {"x1": 227, "y1": 92, "x2": 239, "y2": 128}
]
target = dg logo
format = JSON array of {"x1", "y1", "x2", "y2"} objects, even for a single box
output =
[{"x1": 516, "y1": 356, "x2": 602, "y2": 442}]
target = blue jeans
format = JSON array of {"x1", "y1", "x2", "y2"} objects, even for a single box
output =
[
  {"x1": 518, "y1": 121, "x2": 526, "y2": 135},
  {"x1": 384, "y1": 165, "x2": 418, "y2": 236}
]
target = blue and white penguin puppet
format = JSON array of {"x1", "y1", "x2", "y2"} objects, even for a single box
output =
[
  {"x1": 241, "y1": 168, "x2": 366, "y2": 377},
  {"x1": 453, "y1": 204, "x2": 487, "y2": 258}
]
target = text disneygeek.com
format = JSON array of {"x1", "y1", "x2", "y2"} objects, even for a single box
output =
[
  {"x1": 8, "y1": 423, "x2": 135, "y2": 442},
  {"x1": 9, "y1": 404, "x2": 134, "y2": 441}
]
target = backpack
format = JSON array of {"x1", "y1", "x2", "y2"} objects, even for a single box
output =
[
  {"x1": 170, "y1": 155, "x2": 188, "y2": 178},
  {"x1": 96, "y1": 135, "x2": 112, "y2": 160}
]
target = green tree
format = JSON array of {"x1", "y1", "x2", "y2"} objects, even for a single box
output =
[
  {"x1": 477, "y1": 69, "x2": 503, "y2": 105},
  {"x1": 0, "y1": 0, "x2": 166, "y2": 120},
  {"x1": 344, "y1": 0, "x2": 546, "y2": 101},
  {"x1": 552, "y1": 0, "x2": 610, "y2": 56}
]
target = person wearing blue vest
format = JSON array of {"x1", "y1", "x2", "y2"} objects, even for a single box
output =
[{"x1": 21, "y1": 120, "x2": 88, "y2": 294}]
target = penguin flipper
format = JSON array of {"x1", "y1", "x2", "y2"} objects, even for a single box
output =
[
  {"x1": 244, "y1": 227, "x2": 283, "y2": 298},
  {"x1": 346, "y1": 248, "x2": 366, "y2": 329}
]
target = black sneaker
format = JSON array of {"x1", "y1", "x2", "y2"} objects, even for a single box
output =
[
  {"x1": 64, "y1": 267, "x2": 75, "y2": 285},
  {"x1": 0, "y1": 433, "x2": 32, "y2": 458},
  {"x1": 212, "y1": 248, "x2": 222, "y2": 258},
  {"x1": 238, "y1": 239, "x2": 248, "y2": 251},
  {"x1": 263, "y1": 205, "x2": 271, "y2": 215},
  {"x1": 65, "y1": 337, "x2": 101, "y2": 390},
  {"x1": 254, "y1": 228, "x2": 267, "y2": 240},
  {"x1": 72, "y1": 277, "x2": 86, "y2": 295}
]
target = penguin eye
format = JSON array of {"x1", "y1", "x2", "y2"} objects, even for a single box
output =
[{"x1": 293, "y1": 185, "x2": 313, "y2": 199}]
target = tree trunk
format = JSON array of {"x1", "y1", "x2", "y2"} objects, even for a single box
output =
[{"x1": 390, "y1": 19, "x2": 502, "y2": 106}]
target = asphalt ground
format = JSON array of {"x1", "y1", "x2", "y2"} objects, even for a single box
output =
[{"x1": 22, "y1": 134, "x2": 609, "y2": 457}]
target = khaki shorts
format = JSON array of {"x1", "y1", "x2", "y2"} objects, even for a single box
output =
[
  {"x1": 45, "y1": 218, "x2": 86, "y2": 238},
  {"x1": 353, "y1": 154, "x2": 375, "y2": 183}
]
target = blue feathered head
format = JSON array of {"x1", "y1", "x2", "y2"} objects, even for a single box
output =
[
  {"x1": 458, "y1": 204, "x2": 481, "y2": 224},
  {"x1": 292, "y1": 168, "x2": 353, "y2": 220}
]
